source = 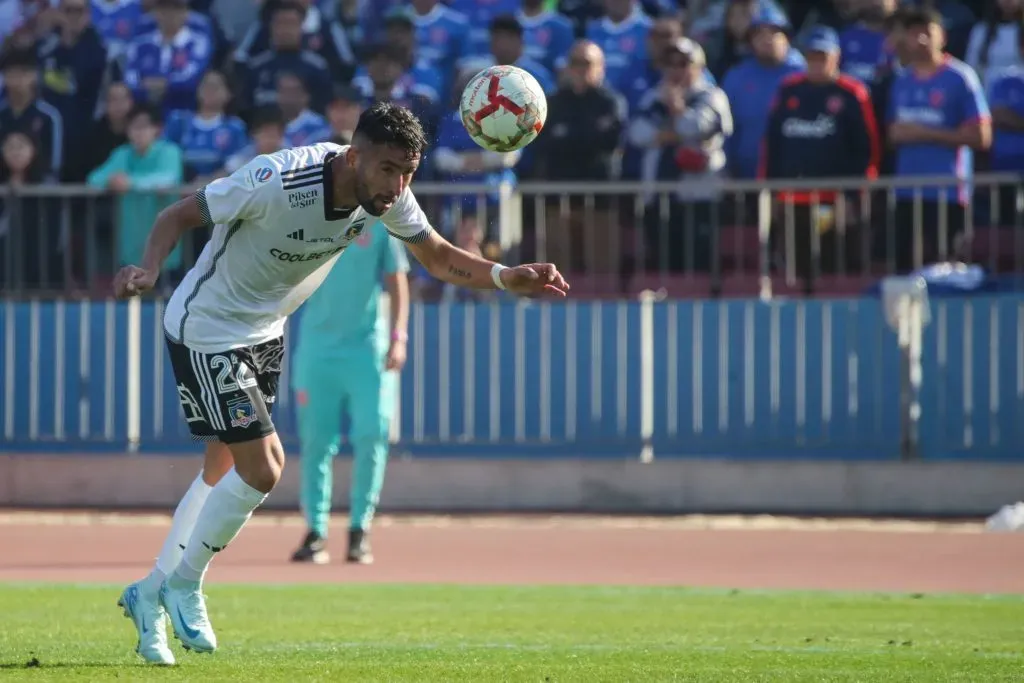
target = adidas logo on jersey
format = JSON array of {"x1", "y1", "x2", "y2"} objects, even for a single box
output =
[{"x1": 287, "y1": 229, "x2": 305, "y2": 241}]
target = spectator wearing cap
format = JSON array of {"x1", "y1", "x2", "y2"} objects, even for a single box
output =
[
  {"x1": 450, "y1": 0, "x2": 521, "y2": 58},
  {"x1": 408, "y1": 0, "x2": 469, "y2": 102},
  {"x1": 628, "y1": 38, "x2": 733, "y2": 274},
  {"x1": 458, "y1": 15, "x2": 557, "y2": 96},
  {"x1": 37, "y1": 0, "x2": 108, "y2": 179},
  {"x1": 276, "y1": 71, "x2": 332, "y2": 147},
  {"x1": 722, "y1": 7, "x2": 806, "y2": 181},
  {"x1": 325, "y1": 85, "x2": 361, "y2": 145},
  {"x1": 122, "y1": 0, "x2": 211, "y2": 113},
  {"x1": 0, "y1": 49, "x2": 64, "y2": 181},
  {"x1": 621, "y1": 16, "x2": 720, "y2": 117},
  {"x1": 518, "y1": 0, "x2": 575, "y2": 74},
  {"x1": 223, "y1": 105, "x2": 286, "y2": 175},
  {"x1": 350, "y1": 11, "x2": 442, "y2": 112},
  {"x1": 534, "y1": 39, "x2": 626, "y2": 275},
  {"x1": 232, "y1": 0, "x2": 356, "y2": 85},
  {"x1": 760, "y1": 26, "x2": 881, "y2": 288},
  {"x1": 585, "y1": 0, "x2": 653, "y2": 95},
  {"x1": 887, "y1": 7, "x2": 990, "y2": 272},
  {"x1": 838, "y1": 0, "x2": 899, "y2": 87},
  {"x1": 240, "y1": 0, "x2": 333, "y2": 113}
]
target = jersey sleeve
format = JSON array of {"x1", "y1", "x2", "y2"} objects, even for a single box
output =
[
  {"x1": 195, "y1": 154, "x2": 278, "y2": 226},
  {"x1": 379, "y1": 187, "x2": 433, "y2": 244}
]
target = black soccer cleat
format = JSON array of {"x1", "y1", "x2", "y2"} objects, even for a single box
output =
[
  {"x1": 290, "y1": 530, "x2": 329, "y2": 564},
  {"x1": 346, "y1": 528, "x2": 373, "y2": 565}
]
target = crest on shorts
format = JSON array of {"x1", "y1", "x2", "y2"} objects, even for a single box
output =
[{"x1": 227, "y1": 397, "x2": 257, "y2": 428}]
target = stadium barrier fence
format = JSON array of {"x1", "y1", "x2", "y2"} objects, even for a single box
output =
[{"x1": 1, "y1": 173, "x2": 1022, "y2": 297}]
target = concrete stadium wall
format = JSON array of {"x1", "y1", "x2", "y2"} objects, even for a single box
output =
[{"x1": 2, "y1": 454, "x2": 1021, "y2": 516}]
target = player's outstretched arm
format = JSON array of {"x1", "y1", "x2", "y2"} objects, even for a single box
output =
[
  {"x1": 404, "y1": 229, "x2": 570, "y2": 298},
  {"x1": 113, "y1": 194, "x2": 208, "y2": 299}
]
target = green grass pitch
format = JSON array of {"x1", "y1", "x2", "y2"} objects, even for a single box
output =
[{"x1": 0, "y1": 584, "x2": 1021, "y2": 681}]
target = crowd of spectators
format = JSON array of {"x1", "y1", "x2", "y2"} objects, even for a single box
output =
[{"x1": 0, "y1": 0, "x2": 1015, "y2": 297}]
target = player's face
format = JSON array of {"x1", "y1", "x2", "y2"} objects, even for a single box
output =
[
  {"x1": 1, "y1": 132, "x2": 35, "y2": 174},
  {"x1": 353, "y1": 145, "x2": 420, "y2": 216},
  {"x1": 198, "y1": 72, "x2": 230, "y2": 112}
]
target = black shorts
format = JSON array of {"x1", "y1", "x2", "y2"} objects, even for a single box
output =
[{"x1": 166, "y1": 335, "x2": 284, "y2": 444}]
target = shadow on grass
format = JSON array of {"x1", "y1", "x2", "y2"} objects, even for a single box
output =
[{"x1": 0, "y1": 657, "x2": 146, "y2": 670}]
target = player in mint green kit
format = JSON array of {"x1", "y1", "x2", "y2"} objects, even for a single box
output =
[{"x1": 290, "y1": 224, "x2": 409, "y2": 565}]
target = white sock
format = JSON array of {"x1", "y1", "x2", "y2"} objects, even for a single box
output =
[
  {"x1": 171, "y1": 467, "x2": 267, "y2": 585},
  {"x1": 140, "y1": 471, "x2": 212, "y2": 597}
]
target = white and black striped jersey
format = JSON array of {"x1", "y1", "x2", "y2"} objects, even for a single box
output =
[{"x1": 164, "y1": 142, "x2": 432, "y2": 353}]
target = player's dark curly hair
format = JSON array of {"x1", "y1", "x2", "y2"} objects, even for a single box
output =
[{"x1": 353, "y1": 101, "x2": 427, "y2": 158}]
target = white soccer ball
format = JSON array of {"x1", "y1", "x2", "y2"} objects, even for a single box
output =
[{"x1": 459, "y1": 65, "x2": 548, "y2": 153}]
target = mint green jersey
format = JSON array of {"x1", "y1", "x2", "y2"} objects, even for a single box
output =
[{"x1": 295, "y1": 223, "x2": 409, "y2": 352}]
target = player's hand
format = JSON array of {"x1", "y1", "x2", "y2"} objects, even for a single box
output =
[
  {"x1": 113, "y1": 265, "x2": 158, "y2": 299},
  {"x1": 385, "y1": 339, "x2": 407, "y2": 371},
  {"x1": 500, "y1": 264, "x2": 570, "y2": 298}
]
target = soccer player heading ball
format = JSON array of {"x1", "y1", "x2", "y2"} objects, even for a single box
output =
[{"x1": 112, "y1": 101, "x2": 568, "y2": 665}]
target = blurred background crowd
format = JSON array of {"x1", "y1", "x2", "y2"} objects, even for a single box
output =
[{"x1": 0, "y1": 0, "x2": 1014, "y2": 299}]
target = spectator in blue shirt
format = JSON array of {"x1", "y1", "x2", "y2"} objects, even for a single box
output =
[
  {"x1": 518, "y1": 0, "x2": 575, "y2": 73},
  {"x1": 276, "y1": 71, "x2": 332, "y2": 147},
  {"x1": 721, "y1": 7, "x2": 806, "y2": 179},
  {"x1": 241, "y1": 0, "x2": 333, "y2": 112},
  {"x1": 839, "y1": 0, "x2": 898, "y2": 86},
  {"x1": 350, "y1": 11, "x2": 442, "y2": 111},
  {"x1": 409, "y1": 0, "x2": 469, "y2": 100},
  {"x1": 122, "y1": 0, "x2": 211, "y2": 113},
  {"x1": 585, "y1": 0, "x2": 652, "y2": 94},
  {"x1": 162, "y1": 69, "x2": 246, "y2": 182},
  {"x1": 457, "y1": 15, "x2": 557, "y2": 97},
  {"x1": 135, "y1": 3, "x2": 230, "y2": 67},
  {"x1": 91, "y1": 0, "x2": 142, "y2": 58},
  {"x1": 984, "y1": 31, "x2": 1024, "y2": 225},
  {"x1": 887, "y1": 7, "x2": 991, "y2": 272},
  {"x1": 449, "y1": 0, "x2": 520, "y2": 57}
]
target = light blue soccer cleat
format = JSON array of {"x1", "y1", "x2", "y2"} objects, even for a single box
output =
[
  {"x1": 116, "y1": 582, "x2": 176, "y2": 665},
  {"x1": 159, "y1": 578, "x2": 218, "y2": 653}
]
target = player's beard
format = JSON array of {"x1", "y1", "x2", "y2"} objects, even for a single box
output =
[{"x1": 354, "y1": 175, "x2": 394, "y2": 216}]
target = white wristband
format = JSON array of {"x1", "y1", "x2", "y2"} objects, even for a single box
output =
[{"x1": 490, "y1": 263, "x2": 508, "y2": 290}]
